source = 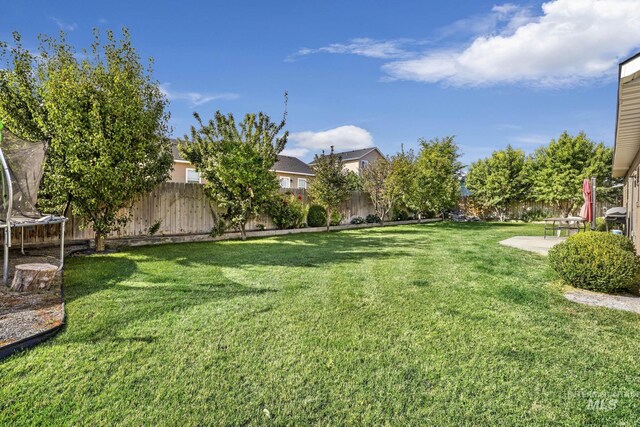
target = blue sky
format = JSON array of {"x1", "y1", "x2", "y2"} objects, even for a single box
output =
[{"x1": 2, "y1": 0, "x2": 640, "y2": 166}]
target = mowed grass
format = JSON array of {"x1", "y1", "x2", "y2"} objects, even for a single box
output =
[{"x1": 2, "y1": 222, "x2": 640, "y2": 425}]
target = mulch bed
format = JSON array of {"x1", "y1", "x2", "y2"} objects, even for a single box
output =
[
  {"x1": 0, "y1": 248, "x2": 67, "y2": 352},
  {"x1": 0, "y1": 288, "x2": 63, "y2": 347}
]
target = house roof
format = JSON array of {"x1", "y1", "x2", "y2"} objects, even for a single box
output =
[
  {"x1": 171, "y1": 140, "x2": 188, "y2": 162},
  {"x1": 273, "y1": 155, "x2": 314, "y2": 176},
  {"x1": 310, "y1": 147, "x2": 383, "y2": 163},
  {"x1": 172, "y1": 143, "x2": 313, "y2": 176},
  {"x1": 613, "y1": 52, "x2": 640, "y2": 177}
]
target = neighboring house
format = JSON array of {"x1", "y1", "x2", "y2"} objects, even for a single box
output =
[
  {"x1": 613, "y1": 52, "x2": 640, "y2": 249},
  {"x1": 171, "y1": 142, "x2": 203, "y2": 184},
  {"x1": 273, "y1": 155, "x2": 314, "y2": 189},
  {"x1": 311, "y1": 147, "x2": 385, "y2": 175},
  {"x1": 170, "y1": 142, "x2": 312, "y2": 189}
]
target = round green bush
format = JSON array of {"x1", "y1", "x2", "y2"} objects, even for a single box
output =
[
  {"x1": 365, "y1": 214, "x2": 381, "y2": 224},
  {"x1": 393, "y1": 209, "x2": 409, "y2": 221},
  {"x1": 268, "y1": 195, "x2": 306, "y2": 229},
  {"x1": 307, "y1": 205, "x2": 327, "y2": 227},
  {"x1": 329, "y1": 210, "x2": 343, "y2": 226},
  {"x1": 548, "y1": 232, "x2": 640, "y2": 293},
  {"x1": 350, "y1": 216, "x2": 365, "y2": 224}
]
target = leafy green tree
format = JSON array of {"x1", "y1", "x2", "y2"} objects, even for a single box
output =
[
  {"x1": 362, "y1": 152, "x2": 413, "y2": 224},
  {"x1": 528, "y1": 131, "x2": 616, "y2": 216},
  {"x1": 466, "y1": 145, "x2": 528, "y2": 221},
  {"x1": 412, "y1": 136, "x2": 463, "y2": 219},
  {"x1": 345, "y1": 170, "x2": 363, "y2": 191},
  {"x1": 0, "y1": 29, "x2": 172, "y2": 251},
  {"x1": 362, "y1": 158, "x2": 397, "y2": 224},
  {"x1": 386, "y1": 146, "x2": 417, "y2": 216},
  {"x1": 179, "y1": 109, "x2": 288, "y2": 240},
  {"x1": 308, "y1": 147, "x2": 350, "y2": 231}
]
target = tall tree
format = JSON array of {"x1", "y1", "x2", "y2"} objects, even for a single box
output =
[
  {"x1": 466, "y1": 145, "x2": 528, "y2": 221},
  {"x1": 345, "y1": 170, "x2": 364, "y2": 191},
  {"x1": 308, "y1": 147, "x2": 350, "y2": 231},
  {"x1": 386, "y1": 146, "x2": 417, "y2": 216},
  {"x1": 178, "y1": 109, "x2": 287, "y2": 240},
  {"x1": 0, "y1": 29, "x2": 172, "y2": 251},
  {"x1": 412, "y1": 136, "x2": 463, "y2": 219},
  {"x1": 361, "y1": 158, "x2": 396, "y2": 225},
  {"x1": 528, "y1": 131, "x2": 616, "y2": 216}
]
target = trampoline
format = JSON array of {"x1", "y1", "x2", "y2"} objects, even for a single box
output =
[{"x1": 0, "y1": 123, "x2": 67, "y2": 284}]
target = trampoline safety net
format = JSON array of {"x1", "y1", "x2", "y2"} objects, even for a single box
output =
[{"x1": 0, "y1": 127, "x2": 47, "y2": 220}]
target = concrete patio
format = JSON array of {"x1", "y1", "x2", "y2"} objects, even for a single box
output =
[{"x1": 499, "y1": 236, "x2": 566, "y2": 255}]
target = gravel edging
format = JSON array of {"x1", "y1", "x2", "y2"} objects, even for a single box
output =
[
  {"x1": 0, "y1": 249, "x2": 66, "y2": 361},
  {"x1": 0, "y1": 287, "x2": 65, "y2": 360}
]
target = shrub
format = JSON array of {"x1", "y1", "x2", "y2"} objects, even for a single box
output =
[
  {"x1": 519, "y1": 208, "x2": 548, "y2": 223},
  {"x1": 307, "y1": 205, "x2": 326, "y2": 227},
  {"x1": 210, "y1": 219, "x2": 226, "y2": 237},
  {"x1": 548, "y1": 232, "x2": 640, "y2": 293},
  {"x1": 393, "y1": 209, "x2": 409, "y2": 221},
  {"x1": 268, "y1": 195, "x2": 306, "y2": 229},
  {"x1": 330, "y1": 210, "x2": 343, "y2": 226},
  {"x1": 350, "y1": 216, "x2": 365, "y2": 225},
  {"x1": 595, "y1": 217, "x2": 623, "y2": 233},
  {"x1": 148, "y1": 220, "x2": 162, "y2": 236},
  {"x1": 366, "y1": 214, "x2": 381, "y2": 224}
]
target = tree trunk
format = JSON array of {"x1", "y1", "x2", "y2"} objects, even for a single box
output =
[
  {"x1": 63, "y1": 194, "x2": 73, "y2": 218},
  {"x1": 240, "y1": 223, "x2": 247, "y2": 241},
  {"x1": 95, "y1": 233, "x2": 106, "y2": 252},
  {"x1": 11, "y1": 263, "x2": 58, "y2": 292},
  {"x1": 326, "y1": 208, "x2": 331, "y2": 232},
  {"x1": 417, "y1": 213, "x2": 422, "y2": 223}
]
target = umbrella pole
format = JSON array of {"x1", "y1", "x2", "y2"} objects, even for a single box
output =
[{"x1": 591, "y1": 176, "x2": 597, "y2": 230}]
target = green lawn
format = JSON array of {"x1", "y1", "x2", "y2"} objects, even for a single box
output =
[{"x1": 2, "y1": 222, "x2": 640, "y2": 425}]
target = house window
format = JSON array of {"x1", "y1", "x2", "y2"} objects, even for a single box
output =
[
  {"x1": 298, "y1": 178, "x2": 307, "y2": 189},
  {"x1": 279, "y1": 177, "x2": 291, "y2": 188},
  {"x1": 186, "y1": 168, "x2": 201, "y2": 184},
  {"x1": 361, "y1": 160, "x2": 370, "y2": 169}
]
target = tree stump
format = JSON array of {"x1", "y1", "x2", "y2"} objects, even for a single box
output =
[{"x1": 10, "y1": 263, "x2": 58, "y2": 292}]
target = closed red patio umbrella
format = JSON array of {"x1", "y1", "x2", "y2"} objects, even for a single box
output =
[{"x1": 579, "y1": 179, "x2": 592, "y2": 222}]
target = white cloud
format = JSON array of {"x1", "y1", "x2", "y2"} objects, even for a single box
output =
[
  {"x1": 287, "y1": 38, "x2": 415, "y2": 61},
  {"x1": 437, "y1": 3, "x2": 534, "y2": 39},
  {"x1": 285, "y1": 125, "x2": 373, "y2": 158},
  {"x1": 509, "y1": 133, "x2": 551, "y2": 146},
  {"x1": 280, "y1": 147, "x2": 311, "y2": 158},
  {"x1": 160, "y1": 83, "x2": 239, "y2": 106},
  {"x1": 383, "y1": 0, "x2": 640, "y2": 87},
  {"x1": 50, "y1": 17, "x2": 78, "y2": 32}
]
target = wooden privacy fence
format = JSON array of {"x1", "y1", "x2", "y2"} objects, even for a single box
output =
[
  {"x1": 7, "y1": 183, "x2": 377, "y2": 246},
  {"x1": 461, "y1": 197, "x2": 619, "y2": 220},
  {"x1": 505, "y1": 199, "x2": 616, "y2": 219}
]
